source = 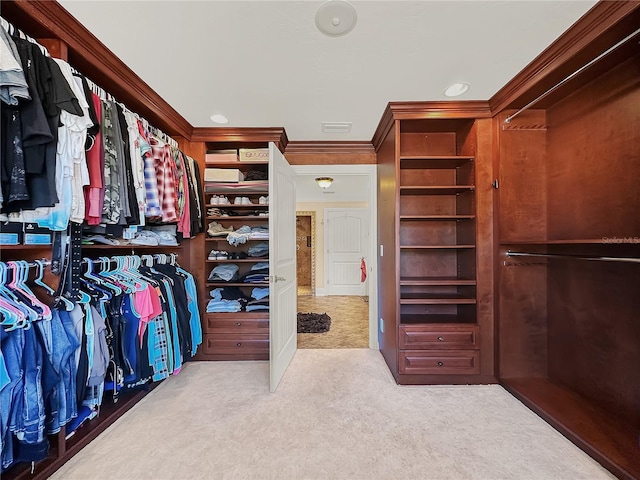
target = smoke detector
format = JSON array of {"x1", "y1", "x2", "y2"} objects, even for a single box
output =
[{"x1": 315, "y1": 0, "x2": 357, "y2": 37}]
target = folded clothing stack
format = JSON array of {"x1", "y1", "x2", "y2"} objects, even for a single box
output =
[
  {"x1": 206, "y1": 287, "x2": 242, "y2": 312},
  {"x1": 239, "y1": 262, "x2": 269, "y2": 284},
  {"x1": 208, "y1": 264, "x2": 239, "y2": 282},
  {"x1": 248, "y1": 242, "x2": 269, "y2": 258},
  {"x1": 247, "y1": 287, "x2": 269, "y2": 312}
]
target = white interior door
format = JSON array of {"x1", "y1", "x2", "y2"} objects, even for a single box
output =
[
  {"x1": 269, "y1": 142, "x2": 297, "y2": 392},
  {"x1": 325, "y1": 208, "x2": 368, "y2": 296}
]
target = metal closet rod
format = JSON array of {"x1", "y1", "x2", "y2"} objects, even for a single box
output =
[
  {"x1": 506, "y1": 251, "x2": 640, "y2": 264},
  {"x1": 505, "y1": 26, "x2": 640, "y2": 124}
]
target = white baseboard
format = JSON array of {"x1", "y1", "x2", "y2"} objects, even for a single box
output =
[{"x1": 314, "y1": 288, "x2": 327, "y2": 296}]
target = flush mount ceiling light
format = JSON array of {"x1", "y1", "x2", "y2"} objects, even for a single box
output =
[
  {"x1": 444, "y1": 83, "x2": 470, "y2": 97},
  {"x1": 210, "y1": 114, "x2": 229, "y2": 124},
  {"x1": 315, "y1": 177, "x2": 334, "y2": 189},
  {"x1": 315, "y1": 0, "x2": 357, "y2": 37}
]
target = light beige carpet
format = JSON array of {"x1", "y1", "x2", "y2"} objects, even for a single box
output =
[
  {"x1": 51, "y1": 349, "x2": 614, "y2": 480},
  {"x1": 297, "y1": 295, "x2": 369, "y2": 349}
]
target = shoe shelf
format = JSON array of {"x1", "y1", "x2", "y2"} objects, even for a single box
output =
[
  {"x1": 207, "y1": 216, "x2": 269, "y2": 220},
  {"x1": 206, "y1": 204, "x2": 268, "y2": 209},
  {"x1": 206, "y1": 259, "x2": 268, "y2": 263},
  {"x1": 205, "y1": 238, "x2": 268, "y2": 242},
  {"x1": 205, "y1": 282, "x2": 269, "y2": 287}
]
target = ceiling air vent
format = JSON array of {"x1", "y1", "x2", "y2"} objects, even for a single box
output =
[{"x1": 321, "y1": 122, "x2": 352, "y2": 133}]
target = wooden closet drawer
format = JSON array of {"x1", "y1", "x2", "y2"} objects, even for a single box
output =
[
  {"x1": 399, "y1": 325, "x2": 479, "y2": 349},
  {"x1": 399, "y1": 350, "x2": 480, "y2": 375},
  {"x1": 204, "y1": 316, "x2": 269, "y2": 334},
  {"x1": 204, "y1": 333, "x2": 269, "y2": 355}
]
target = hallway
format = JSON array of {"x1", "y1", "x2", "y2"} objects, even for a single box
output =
[{"x1": 297, "y1": 295, "x2": 369, "y2": 349}]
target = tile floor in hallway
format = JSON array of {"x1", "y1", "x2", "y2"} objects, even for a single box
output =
[{"x1": 297, "y1": 295, "x2": 369, "y2": 348}]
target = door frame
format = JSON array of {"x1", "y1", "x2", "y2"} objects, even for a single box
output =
[
  {"x1": 291, "y1": 164, "x2": 379, "y2": 350},
  {"x1": 323, "y1": 207, "x2": 368, "y2": 296},
  {"x1": 295, "y1": 211, "x2": 316, "y2": 295}
]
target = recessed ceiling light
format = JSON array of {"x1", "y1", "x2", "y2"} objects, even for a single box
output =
[
  {"x1": 210, "y1": 114, "x2": 229, "y2": 124},
  {"x1": 444, "y1": 83, "x2": 470, "y2": 97}
]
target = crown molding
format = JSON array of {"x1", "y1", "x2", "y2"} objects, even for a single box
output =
[
  {"x1": 2, "y1": 0, "x2": 193, "y2": 138},
  {"x1": 190, "y1": 127, "x2": 289, "y2": 152},
  {"x1": 489, "y1": 1, "x2": 640, "y2": 114}
]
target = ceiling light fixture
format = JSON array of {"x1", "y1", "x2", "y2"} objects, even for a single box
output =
[
  {"x1": 210, "y1": 114, "x2": 229, "y2": 124},
  {"x1": 315, "y1": 177, "x2": 334, "y2": 189},
  {"x1": 444, "y1": 83, "x2": 470, "y2": 97},
  {"x1": 315, "y1": 0, "x2": 357, "y2": 37}
]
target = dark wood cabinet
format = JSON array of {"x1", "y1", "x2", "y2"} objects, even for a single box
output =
[
  {"x1": 491, "y1": 3, "x2": 640, "y2": 476},
  {"x1": 374, "y1": 107, "x2": 495, "y2": 385}
]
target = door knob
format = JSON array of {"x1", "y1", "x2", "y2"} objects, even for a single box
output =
[{"x1": 274, "y1": 276, "x2": 287, "y2": 283}]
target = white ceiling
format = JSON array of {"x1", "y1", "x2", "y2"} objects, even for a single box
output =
[
  {"x1": 58, "y1": 0, "x2": 596, "y2": 141},
  {"x1": 295, "y1": 174, "x2": 370, "y2": 202}
]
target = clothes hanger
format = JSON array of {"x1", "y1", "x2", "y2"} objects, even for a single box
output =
[
  {"x1": 34, "y1": 260, "x2": 55, "y2": 295},
  {"x1": 14, "y1": 261, "x2": 52, "y2": 320}
]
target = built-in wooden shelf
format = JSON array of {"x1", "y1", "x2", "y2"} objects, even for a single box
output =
[
  {"x1": 204, "y1": 161, "x2": 268, "y2": 168},
  {"x1": 205, "y1": 204, "x2": 269, "y2": 209},
  {"x1": 202, "y1": 312, "x2": 269, "y2": 319},
  {"x1": 400, "y1": 245, "x2": 476, "y2": 249},
  {"x1": 500, "y1": 239, "x2": 630, "y2": 245},
  {"x1": 81, "y1": 244, "x2": 183, "y2": 250},
  {"x1": 400, "y1": 314, "x2": 477, "y2": 324},
  {"x1": 400, "y1": 215, "x2": 475, "y2": 220},
  {"x1": 400, "y1": 294, "x2": 476, "y2": 305},
  {"x1": 400, "y1": 276, "x2": 477, "y2": 286},
  {"x1": 207, "y1": 216, "x2": 269, "y2": 221},
  {"x1": 502, "y1": 377, "x2": 640, "y2": 480},
  {"x1": 206, "y1": 259, "x2": 268, "y2": 263},
  {"x1": 206, "y1": 238, "x2": 268, "y2": 242},
  {"x1": 400, "y1": 156, "x2": 474, "y2": 168},
  {"x1": 400, "y1": 186, "x2": 475, "y2": 195}
]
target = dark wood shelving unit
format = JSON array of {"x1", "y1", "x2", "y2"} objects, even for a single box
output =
[
  {"x1": 198, "y1": 143, "x2": 274, "y2": 361},
  {"x1": 376, "y1": 112, "x2": 490, "y2": 385}
]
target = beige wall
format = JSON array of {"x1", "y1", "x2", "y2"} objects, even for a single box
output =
[{"x1": 296, "y1": 201, "x2": 368, "y2": 292}]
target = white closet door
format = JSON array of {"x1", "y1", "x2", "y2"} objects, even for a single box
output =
[
  {"x1": 325, "y1": 208, "x2": 368, "y2": 296},
  {"x1": 269, "y1": 142, "x2": 297, "y2": 392}
]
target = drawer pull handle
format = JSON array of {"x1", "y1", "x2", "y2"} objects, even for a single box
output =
[
  {"x1": 236, "y1": 342, "x2": 242, "y2": 347},
  {"x1": 437, "y1": 361, "x2": 444, "y2": 367},
  {"x1": 437, "y1": 336, "x2": 444, "y2": 342},
  {"x1": 236, "y1": 322, "x2": 242, "y2": 327}
]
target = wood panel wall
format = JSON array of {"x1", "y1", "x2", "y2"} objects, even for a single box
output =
[{"x1": 376, "y1": 124, "x2": 398, "y2": 377}]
